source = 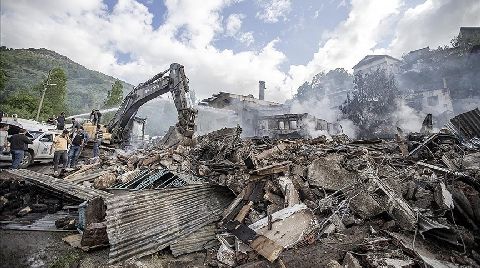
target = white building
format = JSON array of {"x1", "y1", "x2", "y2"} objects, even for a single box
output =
[{"x1": 353, "y1": 55, "x2": 401, "y2": 76}]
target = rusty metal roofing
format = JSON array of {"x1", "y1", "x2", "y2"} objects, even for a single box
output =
[
  {"x1": 5, "y1": 169, "x2": 113, "y2": 201},
  {"x1": 446, "y1": 108, "x2": 480, "y2": 141},
  {"x1": 105, "y1": 185, "x2": 233, "y2": 264}
]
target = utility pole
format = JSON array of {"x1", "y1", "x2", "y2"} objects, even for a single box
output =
[{"x1": 35, "y1": 69, "x2": 57, "y2": 121}]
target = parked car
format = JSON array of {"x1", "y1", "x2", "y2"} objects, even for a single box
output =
[{"x1": 0, "y1": 122, "x2": 59, "y2": 168}]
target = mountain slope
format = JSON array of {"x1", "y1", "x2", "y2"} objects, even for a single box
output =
[{"x1": 0, "y1": 46, "x2": 134, "y2": 114}]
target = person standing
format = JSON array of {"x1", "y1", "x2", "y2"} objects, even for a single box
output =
[
  {"x1": 68, "y1": 127, "x2": 85, "y2": 168},
  {"x1": 89, "y1": 109, "x2": 102, "y2": 125},
  {"x1": 95, "y1": 110, "x2": 102, "y2": 125},
  {"x1": 93, "y1": 124, "x2": 103, "y2": 158},
  {"x1": 51, "y1": 130, "x2": 70, "y2": 174},
  {"x1": 56, "y1": 112, "x2": 66, "y2": 130},
  {"x1": 89, "y1": 109, "x2": 96, "y2": 124},
  {"x1": 7, "y1": 129, "x2": 32, "y2": 169},
  {"x1": 71, "y1": 118, "x2": 81, "y2": 130},
  {"x1": 0, "y1": 124, "x2": 9, "y2": 153}
]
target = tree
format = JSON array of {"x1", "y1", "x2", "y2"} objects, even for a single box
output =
[
  {"x1": 41, "y1": 68, "x2": 67, "y2": 116},
  {"x1": 341, "y1": 69, "x2": 399, "y2": 138},
  {"x1": 0, "y1": 56, "x2": 7, "y2": 97},
  {"x1": 0, "y1": 90, "x2": 39, "y2": 119},
  {"x1": 104, "y1": 80, "x2": 123, "y2": 107},
  {"x1": 450, "y1": 33, "x2": 480, "y2": 56},
  {"x1": 293, "y1": 68, "x2": 353, "y2": 103}
]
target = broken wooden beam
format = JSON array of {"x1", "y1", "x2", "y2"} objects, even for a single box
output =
[{"x1": 225, "y1": 220, "x2": 283, "y2": 262}]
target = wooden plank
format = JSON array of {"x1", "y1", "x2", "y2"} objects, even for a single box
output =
[
  {"x1": 225, "y1": 220, "x2": 283, "y2": 262},
  {"x1": 234, "y1": 201, "x2": 253, "y2": 222},
  {"x1": 250, "y1": 235, "x2": 284, "y2": 263},
  {"x1": 250, "y1": 161, "x2": 291, "y2": 176}
]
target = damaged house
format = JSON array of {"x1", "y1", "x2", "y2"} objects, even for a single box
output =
[
  {"x1": 404, "y1": 86, "x2": 454, "y2": 126},
  {"x1": 200, "y1": 83, "x2": 343, "y2": 138},
  {"x1": 255, "y1": 113, "x2": 342, "y2": 139},
  {"x1": 199, "y1": 84, "x2": 287, "y2": 136}
]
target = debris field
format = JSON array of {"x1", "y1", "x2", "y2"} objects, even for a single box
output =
[{"x1": 1, "y1": 118, "x2": 480, "y2": 267}]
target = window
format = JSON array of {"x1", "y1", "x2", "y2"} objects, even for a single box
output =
[
  {"x1": 278, "y1": 121, "x2": 285, "y2": 129},
  {"x1": 40, "y1": 134, "x2": 53, "y2": 142},
  {"x1": 28, "y1": 131, "x2": 43, "y2": 139},
  {"x1": 427, "y1": 96, "x2": 439, "y2": 106},
  {"x1": 268, "y1": 120, "x2": 277, "y2": 129},
  {"x1": 290, "y1": 120, "x2": 297, "y2": 129}
]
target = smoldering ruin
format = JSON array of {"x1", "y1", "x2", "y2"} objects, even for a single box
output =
[{"x1": 1, "y1": 27, "x2": 480, "y2": 268}]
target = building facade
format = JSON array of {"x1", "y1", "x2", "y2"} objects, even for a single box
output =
[{"x1": 353, "y1": 55, "x2": 401, "y2": 76}]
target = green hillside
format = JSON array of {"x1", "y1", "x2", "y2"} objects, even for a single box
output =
[{"x1": 0, "y1": 46, "x2": 133, "y2": 115}]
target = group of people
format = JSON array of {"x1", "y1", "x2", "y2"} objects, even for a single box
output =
[
  {"x1": 1, "y1": 111, "x2": 104, "y2": 173},
  {"x1": 50, "y1": 113, "x2": 104, "y2": 174}
]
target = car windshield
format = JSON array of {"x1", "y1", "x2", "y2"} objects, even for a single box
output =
[{"x1": 28, "y1": 131, "x2": 43, "y2": 139}]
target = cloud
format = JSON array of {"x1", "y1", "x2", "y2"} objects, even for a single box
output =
[
  {"x1": 285, "y1": 0, "x2": 402, "y2": 94},
  {"x1": 238, "y1": 32, "x2": 255, "y2": 46},
  {"x1": 225, "y1": 13, "x2": 255, "y2": 46},
  {"x1": 1, "y1": 0, "x2": 285, "y2": 102},
  {"x1": 1, "y1": 0, "x2": 478, "y2": 106},
  {"x1": 256, "y1": 0, "x2": 291, "y2": 23},
  {"x1": 388, "y1": 0, "x2": 480, "y2": 57},
  {"x1": 225, "y1": 13, "x2": 244, "y2": 36}
]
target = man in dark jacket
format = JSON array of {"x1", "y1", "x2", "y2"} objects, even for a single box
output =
[
  {"x1": 71, "y1": 118, "x2": 81, "y2": 130},
  {"x1": 7, "y1": 129, "x2": 32, "y2": 169},
  {"x1": 68, "y1": 127, "x2": 85, "y2": 168},
  {"x1": 89, "y1": 109, "x2": 102, "y2": 125},
  {"x1": 56, "y1": 112, "x2": 66, "y2": 130}
]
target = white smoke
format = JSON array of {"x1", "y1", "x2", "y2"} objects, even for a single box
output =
[
  {"x1": 393, "y1": 100, "x2": 424, "y2": 133},
  {"x1": 289, "y1": 97, "x2": 357, "y2": 138}
]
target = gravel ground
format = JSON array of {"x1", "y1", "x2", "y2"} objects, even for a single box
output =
[{"x1": 0, "y1": 230, "x2": 109, "y2": 268}]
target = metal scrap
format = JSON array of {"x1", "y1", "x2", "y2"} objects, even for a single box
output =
[
  {"x1": 5, "y1": 169, "x2": 112, "y2": 201},
  {"x1": 105, "y1": 185, "x2": 233, "y2": 264}
]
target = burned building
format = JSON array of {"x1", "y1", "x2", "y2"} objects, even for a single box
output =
[
  {"x1": 200, "y1": 81, "x2": 344, "y2": 138},
  {"x1": 255, "y1": 113, "x2": 342, "y2": 139},
  {"x1": 199, "y1": 91, "x2": 287, "y2": 136},
  {"x1": 404, "y1": 83, "x2": 454, "y2": 127}
]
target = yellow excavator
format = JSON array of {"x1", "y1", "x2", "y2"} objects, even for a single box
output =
[{"x1": 82, "y1": 63, "x2": 197, "y2": 146}]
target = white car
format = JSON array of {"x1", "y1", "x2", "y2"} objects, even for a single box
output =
[{"x1": 0, "y1": 130, "x2": 59, "y2": 168}]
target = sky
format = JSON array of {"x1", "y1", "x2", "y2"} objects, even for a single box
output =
[{"x1": 1, "y1": 0, "x2": 479, "y2": 103}]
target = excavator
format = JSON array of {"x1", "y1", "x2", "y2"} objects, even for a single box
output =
[{"x1": 83, "y1": 63, "x2": 197, "y2": 146}]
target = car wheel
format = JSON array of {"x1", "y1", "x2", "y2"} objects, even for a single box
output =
[{"x1": 19, "y1": 151, "x2": 33, "y2": 168}]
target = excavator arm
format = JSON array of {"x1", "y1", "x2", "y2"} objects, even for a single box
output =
[{"x1": 107, "y1": 63, "x2": 197, "y2": 144}]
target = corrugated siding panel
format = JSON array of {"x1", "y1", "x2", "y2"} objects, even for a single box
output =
[
  {"x1": 105, "y1": 185, "x2": 233, "y2": 264},
  {"x1": 6, "y1": 169, "x2": 113, "y2": 200},
  {"x1": 449, "y1": 108, "x2": 480, "y2": 140},
  {"x1": 170, "y1": 223, "x2": 218, "y2": 257}
]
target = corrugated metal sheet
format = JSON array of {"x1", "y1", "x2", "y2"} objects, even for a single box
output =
[
  {"x1": 110, "y1": 168, "x2": 202, "y2": 190},
  {"x1": 0, "y1": 210, "x2": 78, "y2": 231},
  {"x1": 447, "y1": 108, "x2": 480, "y2": 140},
  {"x1": 170, "y1": 223, "x2": 218, "y2": 257},
  {"x1": 105, "y1": 185, "x2": 233, "y2": 264},
  {"x1": 6, "y1": 169, "x2": 113, "y2": 201}
]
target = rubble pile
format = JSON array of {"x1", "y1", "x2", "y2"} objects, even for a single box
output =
[
  {"x1": 2, "y1": 121, "x2": 479, "y2": 266},
  {"x1": 58, "y1": 124, "x2": 479, "y2": 267},
  {"x1": 0, "y1": 175, "x2": 77, "y2": 223}
]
